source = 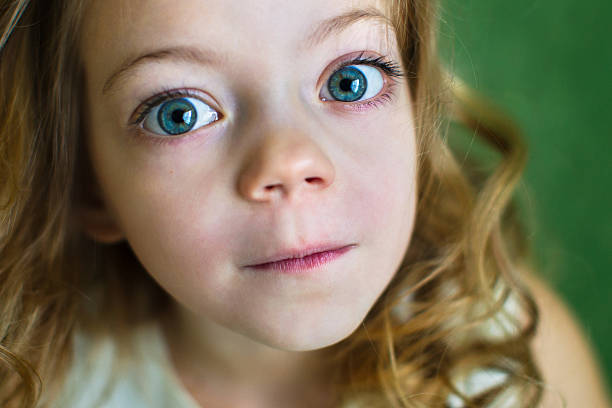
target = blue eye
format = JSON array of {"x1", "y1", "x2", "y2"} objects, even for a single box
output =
[
  {"x1": 326, "y1": 65, "x2": 384, "y2": 102},
  {"x1": 143, "y1": 96, "x2": 219, "y2": 136}
]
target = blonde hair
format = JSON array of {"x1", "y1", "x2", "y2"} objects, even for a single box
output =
[{"x1": 0, "y1": 0, "x2": 543, "y2": 407}]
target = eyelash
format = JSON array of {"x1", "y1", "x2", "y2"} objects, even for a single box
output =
[
  {"x1": 336, "y1": 52, "x2": 405, "y2": 82},
  {"x1": 129, "y1": 88, "x2": 204, "y2": 128},
  {"x1": 326, "y1": 52, "x2": 405, "y2": 112},
  {"x1": 128, "y1": 53, "x2": 405, "y2": 132}
]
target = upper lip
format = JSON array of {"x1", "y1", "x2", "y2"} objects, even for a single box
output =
[{"x1": 243, "y1": 242, "x2": 357, "y2": 267}]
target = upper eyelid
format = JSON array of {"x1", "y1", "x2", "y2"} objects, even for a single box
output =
[
  {"x1": 316, "y1": 51, "x2": 404, "y2": 90},
  {"x1": 336, "y1": 52, "x2": 403, "y2": 74},
  {"x1": 128, "y1": 88, "x2": 219, "y2": 127},
  {"x1": 129, "y1": 52, "x2": 403, "y2": 125}
]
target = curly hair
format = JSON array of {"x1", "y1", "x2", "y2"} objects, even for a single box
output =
[{"x1": 0, "y1": 0, "x2": 543, "y2": 407}]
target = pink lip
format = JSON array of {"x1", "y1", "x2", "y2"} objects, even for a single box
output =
[{"x1": 243, "y1": 244, "x2": 356, "y2": 272}]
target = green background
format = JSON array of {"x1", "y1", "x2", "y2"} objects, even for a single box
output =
[{"x1": 438, "y1": 0, "x2": 612, "y2": 391}]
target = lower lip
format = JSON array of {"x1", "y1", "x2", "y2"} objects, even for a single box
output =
[{"x1": 246, "y1": 245, "x2": 355, "y2": 273}]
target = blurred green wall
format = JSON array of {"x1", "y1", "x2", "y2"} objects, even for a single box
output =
[{"x1": 438, "y1": 0, "x2": 612, "y2": 391}]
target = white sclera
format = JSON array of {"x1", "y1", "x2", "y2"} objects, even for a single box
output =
[
  {"x1": 143, "y1": 97, "x2": 219, "y2": 136},
  {"x1": 322, "y1": 65, "x2": 385, "y2": 102},
  {"x1": 348, "y1": 65, "x2": 384, "y2": 101}
]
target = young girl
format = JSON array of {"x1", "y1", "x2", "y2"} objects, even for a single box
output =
[{"x1": 1, "y1": 0, "x2": 610, "y2": 407}]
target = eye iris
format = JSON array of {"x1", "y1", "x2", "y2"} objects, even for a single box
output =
[
  {"x1": 158, "y1": 98, "x2": 198, "y2": 135},
  {"x1": 328, "y1": 67, "x2": 367, "y2": 102}
]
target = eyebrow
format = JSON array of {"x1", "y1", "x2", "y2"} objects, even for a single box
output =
[{"x1": 101, "y1": 6, "x2": 391, "y2": 96}]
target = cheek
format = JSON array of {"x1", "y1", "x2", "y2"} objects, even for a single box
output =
[
  {"x1": 342, "y1": 109, "x2": 418, "y2": 253},
  {"x1": 86, "y1": 90, "x2": 419, "y2": 349},
  {"x1": 87, "y1": 122, "x2": 235, "y2": 299},
  {"x1": 120, "y1": 172, "x2": 235, "y2": 296},
  {"x1": 319, "y1": 106, "x2": 417, "y2": 302}
]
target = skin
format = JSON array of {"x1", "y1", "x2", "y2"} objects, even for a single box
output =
[
  {"x1": 79, "y1": 0, "x2": 416, "y2": 406},
  {"x1": 77, "y1": 0, "x2": 612, "y2": 407},
  {"x1": 523, "y1": 272, "x2": 612, "y2": 408}
]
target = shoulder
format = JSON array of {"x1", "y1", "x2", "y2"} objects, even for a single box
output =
[
  {"x1": 522, "y1": 272, "x2": 612, "y2": 407},
  {"x1": 49, "y1": 324, "x2": 198, "y2": 408}
]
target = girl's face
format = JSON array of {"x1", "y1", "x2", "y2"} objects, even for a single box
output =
[{"x1": 79, "y1": 0, "x2": 418, "y2": 351}]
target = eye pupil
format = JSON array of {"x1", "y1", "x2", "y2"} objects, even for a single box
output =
[
  {"x1": 328, "y1": 67, "x2": 367, "y2": 102},
  {"x1": 339, "y1": 78, "x2": 353, "y2": 92},
  {"x1": 158, "y1": 98, "x2": 198, "y2": 135},
  {"x1": 172, "y1": 109, "x2": 187, "y2": 123}
]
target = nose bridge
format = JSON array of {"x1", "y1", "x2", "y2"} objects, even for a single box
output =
[{"x1": 233, "y1": 56, "x2": 337, "y2": 205}]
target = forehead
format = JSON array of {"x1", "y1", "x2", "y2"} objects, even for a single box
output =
[
  {"x1": 79, "y1": 0, "x2": 395, "y2": 86},
  {"x1": 81, "y1": 0, "x2": 390, "y2": 43}
]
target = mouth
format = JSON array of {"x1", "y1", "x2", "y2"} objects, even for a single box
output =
[{"x1": 243, "y1": 243, "x2": 357, "y2": 271}]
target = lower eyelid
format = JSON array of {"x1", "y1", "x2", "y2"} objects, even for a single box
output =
[
  {"x1": 128, "y1": 58, "x2": 399, "y2": 140},
  {"x1": 129, "y1": 123, "x2": 209, "y2": 146},
  {"x1": 338, "y1": 92, "x2": 395, "y2": 113},
  {"x1": 128, "y1": 89, "x2": 218, "y2": 126},
  {"x1": 328, "y1": 78, "x2": 399, "y2": 113},
  {"x1": 142, "y1": 97, "x2": 219, "y2": 136},
  {"x1": 321, "y1": 65, "x2": 399, "y2": 109}
]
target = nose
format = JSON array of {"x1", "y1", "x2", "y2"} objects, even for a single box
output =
[{"x1": 237, "y1": 128, "x2": 335, "y2": 204}]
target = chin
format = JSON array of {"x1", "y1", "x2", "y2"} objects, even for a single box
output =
[{"x1": 247, "y1": 308, "x2": 369, "y2": 352}]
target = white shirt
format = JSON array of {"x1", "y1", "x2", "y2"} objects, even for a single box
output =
[
  {"x1": 53, "y1": 287, "x2": 521, "y2": 408},
  {"x1": 52, "y1": 323, "x2": 200, "y2": 408}
]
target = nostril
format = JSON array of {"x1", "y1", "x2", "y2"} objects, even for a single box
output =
[{"x1": 305, "y1": 177, "x2": 322, "y2": 184}]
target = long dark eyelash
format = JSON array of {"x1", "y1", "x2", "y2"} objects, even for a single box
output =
[
  {"x1": 129, "y1": 88, "x2": 200, "y2": 127},
  {"x1": 340, "y1": 52, "x2": 405, "y2": 80},
  {"x1": 130, "y1": 54, "x2": 403, "y2": 129}
]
